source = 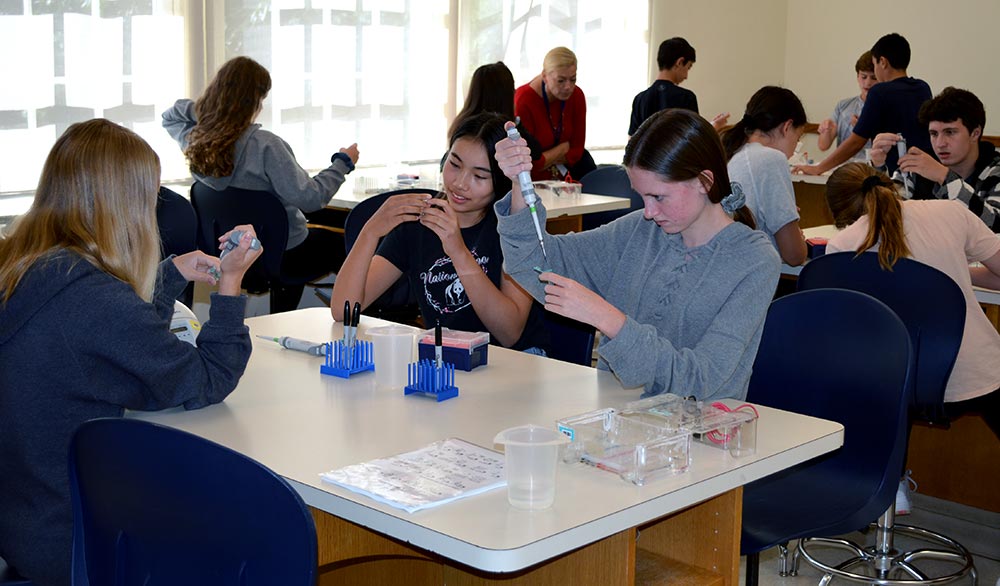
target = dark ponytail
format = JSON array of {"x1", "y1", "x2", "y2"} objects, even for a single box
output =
[{"x1": 721, "y1": 86, "x2": 807, "y2": 159}]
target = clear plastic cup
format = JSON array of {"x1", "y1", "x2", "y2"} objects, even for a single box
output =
[
  {"x1": 368, "y1": 325, "x2": 416, "y2": 389},
  {"x1": 494, "y1": 425, "x2": 569, "y2": 510}
]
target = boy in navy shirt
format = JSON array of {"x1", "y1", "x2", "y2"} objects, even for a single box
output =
[{"x1": 796, "y1": 33, "x2": 931, "y2": 177}]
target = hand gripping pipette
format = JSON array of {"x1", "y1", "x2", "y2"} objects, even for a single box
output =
[
  {"x1": 208, "y1": 230, "x2": 262, "y2": 280},
  {"x1": 505, "y1": 125, "x2": 548, "y2": 263}
]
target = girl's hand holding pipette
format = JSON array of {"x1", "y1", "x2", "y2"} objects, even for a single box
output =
[
  {"x1": 172, "y1": 251, "x2": 222, "y2": 286},
  {"x1": 538, "y1": 271, "x2": 627, "y2": 338},
  {"x1": 495, "y1": 121, "x2": 535, "y2": 213},
  {"x1": 419, "y1": 197, "x2": 466, "y2": 257},
  {"x1": 216, "y1": 224, "x2": 263, "y2": 296}
]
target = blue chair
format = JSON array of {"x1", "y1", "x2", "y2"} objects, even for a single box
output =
[
  {"x1": 156, "y1": 186, "x2": 197, "y2": 306},
  {"x1": 578, "y1": 166, "x2": 643, "y2": 231},
  {"x1": 794, "y1": 251, "x2": 975, "y2": 585},
  {"x1": 542, "y1": 310, "x2": 595, "y2": 366},
  {"x1": 190, "y1": 183, "x2": 314, "y2": 314},
  {"x1": 740, "y1": 289, "x2": 914, "y2": 585},
  {"x1": 69, "y1": 418, "x2": 316, "y2": 586},
  {"x1": 343, "y1": 188, "x2": 437, "y2": 326},
  {"x1": 798, "y1": 252, "x2": 966, "y2": 424}
]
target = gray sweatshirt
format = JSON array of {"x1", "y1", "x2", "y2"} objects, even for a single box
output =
[
  {"x1": 162, "y1": 99, "x2": 352, "y2": 249},
  {"x1": 495, "y1": 196, "x2": 780, "y2": 400}
]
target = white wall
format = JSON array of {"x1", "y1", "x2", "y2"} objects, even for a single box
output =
[{"x1": 647, "y1": 0, "x2": 788, "y2": 127}]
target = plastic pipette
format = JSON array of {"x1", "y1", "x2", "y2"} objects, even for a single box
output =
[
  {"x1": 208, "y1": 230, "x2": 262, "y2": 280},
  {"x1": 505, "y1": 125, "x2": 548, "y2": 262},
  {"x1": 257, "y1": 335, "x2": 326, "y2": 356}
]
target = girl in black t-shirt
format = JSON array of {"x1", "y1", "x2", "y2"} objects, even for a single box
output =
[{"x1": 331, "y1": 112, "x2": 547, "y2": 352}]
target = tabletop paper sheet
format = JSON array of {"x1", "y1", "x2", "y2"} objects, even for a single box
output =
[{"x1": 320, "y1": 438, "x2": 505, "y2": 513}]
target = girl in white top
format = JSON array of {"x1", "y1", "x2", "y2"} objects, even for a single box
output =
[
  {"x1": 825, "y1": 162, "x2": 1000, "y2": 440},
  {"x1": 723, "y1": 86, "x2": 809, "y2": 266}
]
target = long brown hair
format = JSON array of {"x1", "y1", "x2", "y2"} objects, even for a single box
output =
[
  {"x1": 0, "y1": 119, "x2": 161, "y2": 303},
  {"x1": 825, "y1": 162, "x2": 910, "y2": 270},
  {"x1": 625, "y1": 109, "x2": 756, "y2": 229},
  {"x1": 448, "y1": 62, "x2": 516, "y2": 141},
  {"x1": 186, "y1": 56, "x2": 271, "y2": 177}
]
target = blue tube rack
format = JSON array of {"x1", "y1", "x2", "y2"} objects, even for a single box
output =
[
  {"x1": 404, "y1": 359, "x2": 458, "y2": 402},
  {"x1": 320, "y1": 340, "x2": 375, "y2": 378}
]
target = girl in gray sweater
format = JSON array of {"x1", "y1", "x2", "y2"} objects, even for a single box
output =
[{"x1": 495, "y1": 109, "x2": 780, "y2": 400}]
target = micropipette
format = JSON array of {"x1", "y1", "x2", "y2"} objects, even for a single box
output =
[
  {"x1": 208, "y1": 230, "x2": 262, "y2": 280},
  {"x1": 505, "y1": 125, "x2": 548, "y2": 263},
  {"x1": 257, "y1": 335, "x2": 326, "y2": 356}
]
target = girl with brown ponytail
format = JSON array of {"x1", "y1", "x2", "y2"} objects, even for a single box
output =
[{"x1": 825, "y1": 161, "x2": 1000, "y2": 440}]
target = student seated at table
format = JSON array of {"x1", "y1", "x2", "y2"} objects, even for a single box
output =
[
  {"x1": 494, "y1": 109, "x2": 780, "y2": 399},
  {"x1": 331, "y1": 112, "x2": 548, "y2": 354},
  {"x1": 723, "y1": 86, "x2": 808, "y2": 266},
  {"x1": 515, "y1": 46, "x2": 596, "y2": 181},
  {"x1": 816, "y1": 50, "x2": 876, "y2": 161},
  {"x1": 447, "y1": 61, "x2": 542, "y2": 165},
  {"x1": 628, "y1": 37, "x2": 729, "y2": 137},
  {"x1": 795, "y1": 33, "x2": 932, "y2": 181},
  {"x1": 825, "y1": 162, "x2": 1000, "y2": 510},
  {"x1": 0, "y1": 119, "x2": 262, "y2": 586},
  {"x1": 162, "y1": 56, "x2": 358, "y2": 286},
  {"x1": 870, "y1": 87, "x2": 1000, "y2": 232}
]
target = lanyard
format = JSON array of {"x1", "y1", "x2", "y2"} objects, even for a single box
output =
[{"x1": 540, "y1": 80, "x2": 565, "y2": 145}]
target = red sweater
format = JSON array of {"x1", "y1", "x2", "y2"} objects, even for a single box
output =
[{"x1": 515, "y1": 83, "x2": 587, "y2": 180}]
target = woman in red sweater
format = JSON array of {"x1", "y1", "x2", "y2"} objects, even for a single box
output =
[{"x1": 514, "y1": 46, "x2": 596, "y2": 181}]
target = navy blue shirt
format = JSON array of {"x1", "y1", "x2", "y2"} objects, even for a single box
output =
[
  {"x1": 629, "y1": 80, "x2": 699, "y2": 135},
  {"x1": 852, "y1": 76, "x2": 932, "y2": 172},
  {"x1": 377, "y1": 210, "x2": 549, "y2": 352},
  {"x1": 0, "y1": 252, "x2": 251, "y2": 586}
]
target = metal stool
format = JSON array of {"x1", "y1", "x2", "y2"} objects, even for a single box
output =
[{"x1": 786, "y1": 505, "x2": 976, "y2": 585}]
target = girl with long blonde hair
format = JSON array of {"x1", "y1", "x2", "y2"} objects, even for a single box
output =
[{"x1": 0, "y1": 119, "x2": 262, "y2": 585}]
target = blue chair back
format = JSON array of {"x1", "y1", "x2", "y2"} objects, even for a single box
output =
[
  {"x1": 156, "y1": 187, "x2": 197, "y2": 259},
  {"x1": 156, "y1": 186, "x2": 197, "y2": 306},
  {"x1": 798, "y1": 251, "x2": 965, "y2": 423},
  {"x1": 69, "y1": 418, "x2": 316, "y2": 586},
  {"x1": 741, "y1": 289, "x2": 913, "y2": 555},
  {"x1": 189, "y1": 182, "x2": 290, "y2": 294},
  {"x1": 344, "y1": 189, "x2": 437, "y2": 323},
  {"x1": 579, "y1": 166, "x2": 643, "y2": 231},
  {"x1": 542, "y1": 311, "x2": 595, "y2": 366}
]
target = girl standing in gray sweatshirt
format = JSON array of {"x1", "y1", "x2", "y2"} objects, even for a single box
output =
[{"x1": 495, "y1": 109, "x2": 780, "y2": 400}]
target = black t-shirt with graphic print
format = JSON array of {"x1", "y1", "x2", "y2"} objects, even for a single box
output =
[{"x1": 376, "y1": 209, "x2": 549, "y2": 352}]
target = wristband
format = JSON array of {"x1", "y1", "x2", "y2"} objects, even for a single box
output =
[{"x1": 331, "y1": 151, "x2": 356, "y2": 173}]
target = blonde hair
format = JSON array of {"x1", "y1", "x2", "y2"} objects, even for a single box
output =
[
  {"x1": 825, "y1": 162, "x2": 910, "y2": 270},
  {"x1": 0, "y1": 119, "x2": 162, "y2": 304},
  {"x1": 543, "y1": 47, "x2": 577, "y2": 75}
]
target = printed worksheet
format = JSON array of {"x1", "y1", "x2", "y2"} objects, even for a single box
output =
[{"x1": 320, "y1": 438, "x2": 505, "y2": 513}]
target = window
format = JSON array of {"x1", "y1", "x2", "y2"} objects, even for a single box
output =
[{"x1": 0, "y1": 0, "x2": 647, "y2": 197}]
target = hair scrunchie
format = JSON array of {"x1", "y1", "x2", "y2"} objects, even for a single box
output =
[
  {"x1": 861, "y1": 174, "x2": 888, "y2": 193},
  {"x1": 721, "y1": 182, "x2": 746, "y2": 214}
]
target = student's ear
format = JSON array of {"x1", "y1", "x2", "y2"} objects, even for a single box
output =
[
  {"x1": 972, "y1": 126, "x2": 983, "y2": 141},
  {"x1": 781, "y1": 119, "x2": 795, "y2": 137},
  {"x1": 698, "y1": 170, "x2": 715, "y2": 194},
  {"x1": 672, "y1": 57, "x2": 685, "y2": 71}
]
